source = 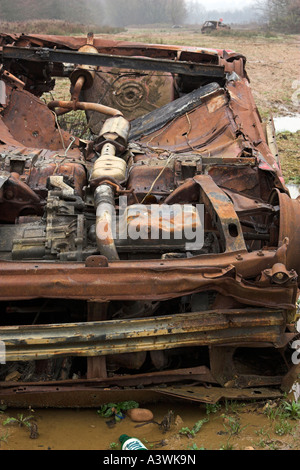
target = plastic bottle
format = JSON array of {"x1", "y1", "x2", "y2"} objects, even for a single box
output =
[{"x1": 119, "y1": 434, "x2": 148, "y2": 450}]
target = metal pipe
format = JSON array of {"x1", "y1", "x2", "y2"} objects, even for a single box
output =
[
  {"x1": 53, "y1": 76, "x2": 87, "y2": 116},
  {"x1": 71, "y1": 75, "x2": 86, "y2": 101},
  {"x1": 94, "y1": 184, "x2": 119, "y2": 261},
  {"x1": 48, "y1": 99, "x2": 123, "y2": 117},
  {"x1": 91, "y1": 116, "x2": 130, "y2": 261},
  {"x1": 0, "y1": 309, "x2": 284, "y2": 362}
]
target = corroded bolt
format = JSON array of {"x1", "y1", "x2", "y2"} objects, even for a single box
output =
[
  {"x1": 4, "y1": 189, "x2": 14, "y2": 200},
  {"x1": 275, "y1": 272, "x2": 284, "y2": 280}
]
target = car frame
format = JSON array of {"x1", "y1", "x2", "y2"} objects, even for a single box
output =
[{"x1": 0, "y1": 32, "x2": 299, "y2": 407}]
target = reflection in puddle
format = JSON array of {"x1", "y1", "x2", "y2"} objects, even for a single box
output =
[
  {"x1": 287, "y1": 183, "x2": 300, "y2": 199},
  {"x1": 274, "y1": 114, "x2": 300, "y2": 133}
]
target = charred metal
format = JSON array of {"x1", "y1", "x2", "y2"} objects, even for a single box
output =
[{"x1": 0, "y1": 32, "x2": 299, "y2": 407}]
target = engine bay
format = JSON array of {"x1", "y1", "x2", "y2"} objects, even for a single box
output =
[{"x1": 0, "y1": 32, "x2": 299, "y2": 405}]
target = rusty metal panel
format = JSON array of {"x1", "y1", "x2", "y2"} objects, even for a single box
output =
[
  {"x1": 0, "y1": 32, "x2": 299, "y2": 405},
  {"x1": 0, "y1": 385, "x2": 283, "y2": 408},
  {"x1": 1, "y1": 308, "x2": 285, "y2": 362},
  {"x1": 2, "y1": 46, "x2": 225, "y2": 78},
  {"x1": 83, "y1": 67, "x2": 175, "y2": 135},
  {"x1": 1, "y1": 88, "x2": 72, "y2": 150},
  {"x1": 0, "y1": 256, "x2": 297, "y2": 308}
]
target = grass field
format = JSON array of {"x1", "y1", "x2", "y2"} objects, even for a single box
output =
[
  {"x1": 45, "y1": 26, "x2": 299, "y2": 183},
  {"x1": 109, "y1": 27, "x2": 299, "y2": 117}
]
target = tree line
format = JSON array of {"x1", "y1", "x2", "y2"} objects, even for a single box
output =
[
  {"x1": 102, "y1": 0, "x2": 187, "y2": 26},
  {"x1": 0, "y1": 0, "x2": 298, "y2": 32},
  {"x1": 0, "y1": 0, "x2": 102, "y2": 24},
  {"x1": 256, "y1": 0, "x2": 300, "y2": 33},
  {"x1": 0, "y1": 0, "x2": 187, "y2": 25}
]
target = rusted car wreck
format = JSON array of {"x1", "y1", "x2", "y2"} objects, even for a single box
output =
[{"x1": 0, "y1": 32, "x2": 299, "y2": 407}]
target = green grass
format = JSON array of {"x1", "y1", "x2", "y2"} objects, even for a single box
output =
[
  {"x1": 222, "y1": 415, "x2": 248, "y2": 435},
  {"x1": 205, "y1": 403, "x2": 221, "y2": 415},
  {"x1": 280, "y1": 400, "x2": 300, "y2": 420},
  {"x1": 274, "y1": 419, "x2": 294, "y2": 436},
  {"x1": 3, "y1": 413, "x2": 35, "y2": 429},
  {"x1": 277, "y1": 131, "x2": 300, "y2": 183},
  {"x1": 179, "y1": 418, "x2": 209, "y2": 438},
  {"x1": 205, "y1": 29, "x2": 278, "y2": 39}
]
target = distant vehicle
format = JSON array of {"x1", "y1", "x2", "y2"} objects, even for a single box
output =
[{"x1": 201, "y1": 20, "x2": 231, "y2": 34}]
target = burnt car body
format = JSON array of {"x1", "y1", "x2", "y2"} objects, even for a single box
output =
[
  {"x1": 201, "y1": 21, "x2": 231, "y2": 34},
  {"x1": 0, "y1": 32, "x2": 299, "y2": 407}
]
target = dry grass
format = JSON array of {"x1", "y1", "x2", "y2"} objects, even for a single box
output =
[
  {"x1": 0, "y1": 20, "x2": 124, "y2": 36},
  {"x1": 42, "y1": 27, "x2": 299, "y2": 182}
]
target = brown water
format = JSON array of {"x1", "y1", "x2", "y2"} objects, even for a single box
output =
[{"x1": 0, "y1": 399, "x2": 299, "y2": 451}]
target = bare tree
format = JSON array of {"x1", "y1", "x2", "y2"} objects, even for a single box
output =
[
  {"x1": 255, "y1": 0, "x2": 300, "y2": 32},
  {"x1": 0, "y1": 0, "x2": 104, "y2": 24},
  {"x1": 166, "y1": 0, "x2": 187, "y2": 24},
  {"x1": 102, "y1": 0, "x2": 187, "y2": 26}
]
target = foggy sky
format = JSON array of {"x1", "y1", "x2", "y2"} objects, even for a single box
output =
[{"x1": 189, "y1": 0, "x2": 257, "y2": 9}]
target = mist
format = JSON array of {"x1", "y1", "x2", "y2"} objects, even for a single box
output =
[{"x1": 0, "y1": 0, "x2": 259, "y2": 26}]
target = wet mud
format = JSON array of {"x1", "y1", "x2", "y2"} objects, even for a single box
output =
[{"x1": 0, "y1": 398, "x2": 299, "y2": 451}]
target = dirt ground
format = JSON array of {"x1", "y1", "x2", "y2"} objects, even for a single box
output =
[
  {"x1": 109, "y1": 28, "x2": 300, "y2": 183},
  {"x1": 0, "y1": 28, "x2": 299, "y2": 452},
  {"x1": 110, "y1": 27, "x2": 300, "y2": 118},
  {"x1": 53, "y1": 27, "x2": 300, "y2": 182}
]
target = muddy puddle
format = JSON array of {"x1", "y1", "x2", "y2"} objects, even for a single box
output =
[
  {"x1": 274, "y1": 114, "x2": 300, "y2": 133},
  {"x1": 287, "y1": 183, "x2": 300, "y2": 199},
  {"x1": 0, "y1": 398, "x2": 299, "y2": 451}
]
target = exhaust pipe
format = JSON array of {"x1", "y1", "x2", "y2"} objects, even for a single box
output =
[
  {"x1": 94, "y1": 184, "x2": 119, "y2": 261},
  {"x1": 91, "y1": 116, "x2": 130, "y2": 261}
]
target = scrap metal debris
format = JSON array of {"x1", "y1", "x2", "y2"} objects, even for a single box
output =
[{"x1": 0, "y1": 32, "x2": 299, "y2": 407}]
